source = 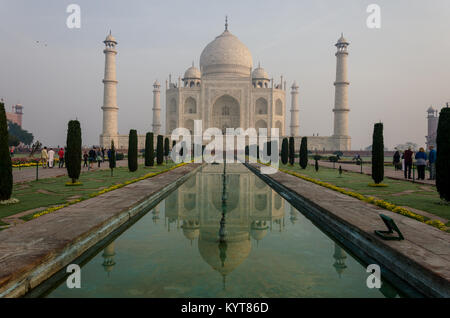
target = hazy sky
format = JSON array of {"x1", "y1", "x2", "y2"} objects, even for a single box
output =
[{"x1": 1, "y1": 0, "x2": 450, "y2": 150}]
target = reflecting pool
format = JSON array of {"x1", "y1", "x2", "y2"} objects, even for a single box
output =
[{"x1": 44, "y1": 164, "x2": 401, "y2": 298}]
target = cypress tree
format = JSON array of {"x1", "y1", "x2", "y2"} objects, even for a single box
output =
[
  {"x1": 156, "y1": 135, "x2": 164, "y2": 165},
  {"x1": 128, "y1": 129, "x2": 138, "y2": 172},
  {"x1": 436, "y1": 107, "x2": 450, "y2": 201},
  {"x1": 164, "y1": 137, "x2": 170, "y2": 163},
  {"x1": 0, "y1": 102, "x2": 12, "y2": 200},
  {"x1": 66, "y1": 120, "x2": 82, "y2": 184},
  {"x1": 371, "y1": 123, "x2": 384, "y2": 184},
  {"x1": 315, "y1": 158, "x2": 319, "y2": 172},
  {"x1": 288, "y1": 137, "x2": 295, "y2": 165},
  {"x1": 109, "y1": 140, "x2": 116, "y2": 176},
  {"x1": 299, "y1": 137, "x2": 308, "y2": 169},
  {"x1": 145, "y1": 132, "x2": 154, "y2": 167},
  {"x1": 281, "y1": 138, "x2": 288, "y2": 165}
]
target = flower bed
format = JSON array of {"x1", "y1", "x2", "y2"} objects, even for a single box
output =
[
  {"x1": 28, "y1": 162, "x2": 187, "y2": 220},
  {"x1": 12, "y1": 157, "x2": 60, "y2": 168}
]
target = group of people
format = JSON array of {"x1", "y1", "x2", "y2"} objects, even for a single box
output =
[
  {"x1": 39, "y1": 145, "x2": 114, "y2": 171},
  {"x1": 40, "y1": 147, "x2": 65, "y2": 168},
  {"x1": 393, "y1": 146, "x2": 437, "y2": 180},
  {"x1": 83, "y1": 147, "x2": 107, "y2": 170}
]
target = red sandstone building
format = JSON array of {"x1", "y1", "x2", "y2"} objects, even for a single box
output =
[{"x1": 6, "y1": 104, "x2": 23, "y2": 127}]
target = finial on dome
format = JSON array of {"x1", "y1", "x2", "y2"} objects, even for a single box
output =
[
  {"x1": 192, "y1": 61, "x2": 194, "y2": 67},
  {"x1": 225, "y1": 15, "x2": 228, "y2": 31}
]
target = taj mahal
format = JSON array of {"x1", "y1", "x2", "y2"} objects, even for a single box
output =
[{"x1": 99, "y1": 20, "x2": 352, "y2": 151}]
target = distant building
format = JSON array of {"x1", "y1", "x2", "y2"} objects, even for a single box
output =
[
  {"x1": 426, "y1": 106, "x2": 439, "y2": 149},
  {"x1": 6, "y1": 104, "x2": 24, "y2": 127}
]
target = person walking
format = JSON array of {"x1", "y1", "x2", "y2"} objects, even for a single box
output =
[
  {"x1": 48, "y1": 148, "x2": 55, "y2": 168},
  {"x1": 415, "y1": 147, "x2": 427, "y2": 180},
  {"x1": 428, "y1": 146, "x2": 437, "y2": 180},
  {"x1": 41, "y1": 147, "x2": 48, "y2": 169},
  {"x1": 58, "y1": 147, "x2": 65, "y2": 168},
  {"x1": 96, "y1": 148, "x2": 102, "y2": 168},
  {"x1": 101, "y1": 147, "x2": 106, "y2": 162},
  {"x1": 88, "y1": 147, "x2": 96, "y2": 170},
  {"x1": 393, "y1": 148, "x2": 401, "y2": 171},
  {"x1": 83, "y1": 151, "x2": 89, "y2": 168},
  {"x1": 403, "y1": 147, "x2": 413, "y2": 179}
]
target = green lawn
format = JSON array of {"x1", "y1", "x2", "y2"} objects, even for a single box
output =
[
  {"x1": 1, "y1": 163, "x2": 176, "y2": 221},
  {"x1": 279, "y1": 163, "x2": 449, "y2": 222}
]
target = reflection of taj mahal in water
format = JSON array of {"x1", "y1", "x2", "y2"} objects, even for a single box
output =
[
  {"x1": 100, "y1": 19, "x2": 352, "y2": 151},
  {"x1": 100, "y1": 165, "x2": 350, "y2": 285}
]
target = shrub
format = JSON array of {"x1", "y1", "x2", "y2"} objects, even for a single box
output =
[
  {"x1": 299, "y1": 137, "x2": 308, "y2": 169},
  {"x1": 288, "y1": 137, "x2": 295, "y2": 165},
  {"x1": 436, "y1": 108, "x2": 450, "y2": 201},
  {"x1": 0, "y1": 102, "x2": 12, "y2": 200},
  {"x1": 372, "y1": 123, "x2": 384, "y2": 184},
  {"x1": 156, "y1": 135, "x2": 164, "y2": 165},
  {"x1": 164, "y1": 137, "x2": 170, "y2": 161},
  {"x1": 116, "y1": 153, "x2": 124, "y2": 161},
  {"x1": 128, "y1": 129, "x2": 138, "y2": 172},
  {"x1": 145, "y1": 132, "x2": 154, "y2": 167},
  {"x1": 281, "y1": 138, "x2": 288, "y2": 165},
  {"x1": 66, "y1": 120, "x2": 82, "y2": 184}
]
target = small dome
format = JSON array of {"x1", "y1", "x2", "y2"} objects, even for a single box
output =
[
  {"x1": 337, "y1": 33, "x2": 349, "y2": 45},
  {"x1": 153, "y1": 80, "x2": 160, "y2": 86},
  {"x1": 104, "y1": 32, "x2": 117, "y2": 44},
  {"x1": 252, "y1": 64, "x2": 269, "y2": 80},
  {"x1": 291, "y1": 81, "x2": 299, "y2": 89},
  {"x1": 184, "y1": 64, "x2": 201, "y2": 79},
  {"x1": 427, "y1": 106, "x2": 436, "y2": 113}
]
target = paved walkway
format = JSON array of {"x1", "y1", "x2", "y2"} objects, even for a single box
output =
[
  {"x1": 250, "y1": 163, "x2": 449, "y2": 297},
  {"x1": 0, "y1": 163, "x2": 200, "y2": 297},
  {"x1": 315, "y1": 160, "x2": 435, "y2": 186},
  {"x1": 12, "y1": 159, "x2": 142, "y2": 184}
]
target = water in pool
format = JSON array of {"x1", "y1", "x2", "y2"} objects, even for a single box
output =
[{"x1": 44, "y1": 164, "x2": 401, "y2": 298}]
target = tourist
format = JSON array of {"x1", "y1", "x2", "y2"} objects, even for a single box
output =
[
  {"x1": 101, "y1": 147, "x2": 106, "y2": 162},
  {"x1": 88, "y1": 147, "x2": 96, "y2": 169},
  {"x1": 48, "y1": 148, "x2": 55, "y2": 168},
  {"x1": 393, "y1": 148, "x2": 401, "y2": 171},
  {"x1": 415, "y1": 147, "x2": 427, "y2": 180},
  {"x1": 403, "y1": 147, "x2": 413, "y2": 179},
  {"x1": 96, "y1": 148, "x2": 102, "y2": 168},
  {"x1": 83, "y1": 151, "x2": 89, "y2": 168},
  {"x1": 58, "y1": 147, "x2": 65, "y2": 168},
  {"x1": 41, "y1": 147, "x2": 48, "y2": 169},
  {"x1": 428, "y1": 146, "x2": 437, "y2": 180}
]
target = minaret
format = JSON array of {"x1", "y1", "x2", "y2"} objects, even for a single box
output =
[
  {"x1": 152, "y1": 80, "x2": 161, "y2": 134},
  {"x1": 100, "y1": 31, "x2": 119, "y2": 147},
  {"x1": 426, "y1": 106, "x2": 438, "y2": 149},
  {"x1": 290, "y1": 81, "x2": 300, "y2": 137},
  {"x1": 332, "y1": 34, "x2": 351, "y2": 150}
]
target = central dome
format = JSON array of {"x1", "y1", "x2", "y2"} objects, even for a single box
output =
[{"x1": 200, "y1": 30, "x2": 253, "y2": 77}]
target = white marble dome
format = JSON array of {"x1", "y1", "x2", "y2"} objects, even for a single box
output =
[
  {"x1": 184, "y1": 65, "x2": 201, "y2": 79},
  {"x1": 200, "y1": 30, "x2": 253, "y2": 77}
]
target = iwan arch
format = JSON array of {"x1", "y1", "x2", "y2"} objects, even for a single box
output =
[{"x1": 100, "y1": 21, "x2": 351, "y2": 151}]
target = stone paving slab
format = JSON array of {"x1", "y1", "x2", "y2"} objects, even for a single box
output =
[
  {"x1": 250, "y1": 164, "x2": 450, "y2": 297},
  {"x1": 0, "y1": 164, "x2": 200, "y2": 298}
]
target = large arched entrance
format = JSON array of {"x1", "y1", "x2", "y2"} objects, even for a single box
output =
[{"x1": 212, "y1": 95, "x2": 240, "y2": 133}]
